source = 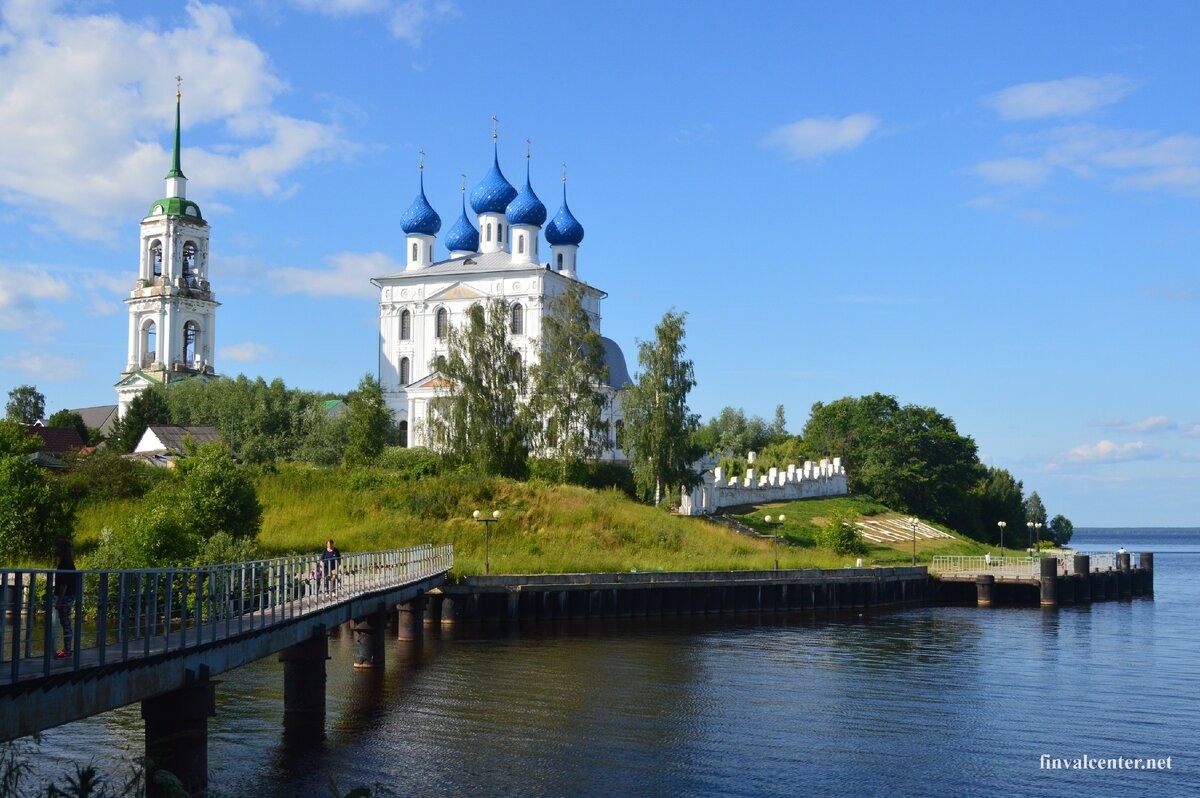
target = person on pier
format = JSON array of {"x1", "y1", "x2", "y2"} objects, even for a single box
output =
[{"x1": 53, "y1": 538, "x2": 77, "y2": 658}]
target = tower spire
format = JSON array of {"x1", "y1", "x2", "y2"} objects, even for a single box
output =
[{"x1": 166, "y1": 76, "x2": 185, "y2": 182}]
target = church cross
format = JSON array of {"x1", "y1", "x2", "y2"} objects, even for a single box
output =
[
  {"x1": 175, "y1": 75, "x2": 182, "y2": 99},
  {"x1": 492, "y1": 114, "x2": 498, "y2": 140},
  {"x1": 418, "y1": 149, "x2": 425, "y2": 172}
]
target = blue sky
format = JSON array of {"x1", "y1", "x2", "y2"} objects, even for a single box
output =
[{"x1": 1, "y1": 1, "x2": 1197, "y2": 525}]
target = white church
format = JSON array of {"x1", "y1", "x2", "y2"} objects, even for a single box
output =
[
  {"x1": 115, "y1": 87, "x2": 218, "y2": 416},
  {"x1": 113, "y1": 96, "x2": 629, "y2": 456},
  {"x1": 372, "y1": 133, "x2": 630, "y2": 454}
]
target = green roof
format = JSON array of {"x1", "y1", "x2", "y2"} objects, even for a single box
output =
[{"x1": 146, "y1": 197, "x2": 204, "y2": 220}]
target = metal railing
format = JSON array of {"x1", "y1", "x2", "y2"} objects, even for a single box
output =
[
  {"x1": 0, "y1": 544, "x2": 452, "y2": 682},
  {"x1": 931, "y1": 551, "x2": 1138, "y2": 578}
]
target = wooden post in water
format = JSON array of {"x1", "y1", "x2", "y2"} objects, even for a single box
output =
[
  {"x1": 1117, "y1": 552, "x2": 1133, "y2": 598},
  {"x1": 1074, "y1": 555, "x2": 1091, "y2": 603},
  {"x1": 975, "y1": 574, "x2": 994, "y2": 607},
  {"x1": 1039, "y1": 558, "x2": 1058, "y2": 607},
  {"x1": 1140, "y1": 552, "x2": 1154, "y2": 594}
]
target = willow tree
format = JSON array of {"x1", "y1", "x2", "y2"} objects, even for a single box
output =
[
  {"x1": 425, "y1": 299, "x2": 529, "y2": 477},
  {"x1": 620, "y1": 309, "x2": 701, "y2": 505},
  {"x1": 529, "y1": 284, "x2": 610, "y2": 481}
]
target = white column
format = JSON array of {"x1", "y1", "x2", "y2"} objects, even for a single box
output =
[{"x1": 126, "y1": 311, "x2": 137, "y2": 370}]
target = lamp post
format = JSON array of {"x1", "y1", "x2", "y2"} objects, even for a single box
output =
[
  {"x1": 909, "y1": 517, "x2": 918, "y2": 566},
  {"x1": 1026, "y1": 520, "x2": 1043, "y2": 555},
  {"x1": 473, "y1": 509, "x2": 500, "y2": 575},
  {"x1": 997, "y1": 521, "x2": 1007, "y2": 556},
  {"x1": 764, "y1": 514, "x2": 786, "y2": 571}
]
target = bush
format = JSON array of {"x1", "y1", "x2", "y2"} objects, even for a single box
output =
[
  {"x1": 527, "y1": 458, "x2": 636, "y2": 496},
  {"x1": 59, "y1": 450, "x2": 164, "y2": 503},
  {"x1": 195, "y1": 531, "x2": 261, "y2": 566},
  {"x1": 175, "y1": 443, "x2": 262, "y2": 541},
  {"x1": 816, "y1": 509, "x2": 866, "y2": 556},
  {"x1": 374, "y1": 446, "x2": 442, "y2": 479},
  {"x1": 0, "y1": 455, "x2": 74, "y2": 563}
]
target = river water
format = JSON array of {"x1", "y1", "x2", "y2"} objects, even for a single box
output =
[{"x1": 25, "y1": 530, "x2": 1200, "y2": 796}]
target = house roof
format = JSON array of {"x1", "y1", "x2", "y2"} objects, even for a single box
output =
[
  {"x1": 138, "y1": 425, "x2": 222, "y2": 455},
  {"x1": 22, "y1": 425, "x2": 85, "y2": 455},
  {"x1": 70, "y1": 405, "x2": 119, "y2": 433}
]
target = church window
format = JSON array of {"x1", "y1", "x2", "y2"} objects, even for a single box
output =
[
  {"x1": 435, "y1": 355, "x2": 447, "y2": 372},
  {"x1": 182, "y1": 242, "x2": 197, "y2": 281},
  {"x1": 435, "y1": 308, "x2": 448, "y2": 338},
  {"x1": 486, "y1": 223, "x2": 492, "y2": 242},
  {"x1": 399, "y1": 357, "x2": 410, "y2": 385},
  {"x1": 151, "y1": 241, "x2": 163, "y2": 278},
  {"x1": 557, "y1": 253, "x2": 563, "y2": 270},
  {"x1": 518, "y1": 235, "x2": 525, "y2": 254},
  {"x1": 510, "y1": 303, "x2": 524, "y2": 335},
  {"x1": 398, "y1": 420, "x2": 408, "y2": 448},
  {"x1": 428, "y1": 245, "x2": 433, "y2": 262},
  {"x1": 499, "y1": 224, "x2": 504, "y2": 243},
  {"x1": 141, "y1": 320, "x2": 157, "y2": 368},
  {"x1": 182, "y1": 321, "x2": 199, "y2": 367},
  {"x1": 400, "y1": 310, "x2": 411, "y2": 340},
  {"x1": 411, "y1": 242, "x2": 418, "y2": 262}
]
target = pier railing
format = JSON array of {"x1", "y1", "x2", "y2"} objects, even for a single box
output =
[
  {"x1": 0, "y1": 544, "x2": 452, "y2": 681},
  {"x1": 931, "y1": 551, "x2": 1138, "y2": 578}
]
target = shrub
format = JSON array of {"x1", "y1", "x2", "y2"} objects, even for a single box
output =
[
  {"x1": 59, "y1": 450, "x2": 164, "y2": 503},
  {"x1": 374, "y1": 446, "x2": 442, "y2": 479},
  {"x1": 0, "y1": 455, "x2": 73, "y2": 563},
  {"x1": 195, "y1": 531, "x2": 261, "y2": 566},
  {"x1": 816, "y1": 509, "x2": 866, "y2": 555},
  {"x1": 527, "y1": 458, "x2": 636, "y2": 496}
]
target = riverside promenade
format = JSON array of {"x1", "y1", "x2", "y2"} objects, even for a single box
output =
[{"x1": 931, "y1": 551, "x2": 1152, "y2": 606}]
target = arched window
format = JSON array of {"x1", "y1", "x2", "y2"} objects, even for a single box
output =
[
  {"x1": 399, "y1": 357, "x2": 410, "y2": 385},
  {"x1": 151, "y1": 241, "x2": 163, "y2": 278},
  {"x1": 182, "y1": 242, "x2": 197, "y2": 280},
  {"x1": 486, "y1": 223, "x2": 492, "y2": 242},
  {"x1": 182, "y1": 321, "x2": 199, "y2": 367},
  {"x1": 518, "y1": 235, "x2": 525, "y2": 254},
  {"x1": 400, "y1": 310, "x2": 411, "y2": 340},
  {"x1": 398, "y1": 420, "x2": 408, "y2": 448},
  {"x1": 614, "y1": 419, "x2": 624, "y2": 444},
  {"x1": 435, "y1": 355, "x2": 447, "y2": 372},
  {"x1": 557, "y1": 253, "x2": 563, "y2": 269},
  {"x1": 141, "y1": 320, "x2": 157, "y2": 367},
  {"x1": 499, "y1": 224, "x2": 504, "y2": 243},
  {"x1": 411, "y1": 242, "x2": 418, "y2": 262},
  {"x1": 435, "y1": 307, "x2": 448, "y2": 339},
  {"x1": 510, "y1": 303, "x2": 524, "y2": 335}
]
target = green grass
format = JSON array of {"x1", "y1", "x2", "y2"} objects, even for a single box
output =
[{"x1": 70, "y1": 464, "x2": 989, "y2": 575}]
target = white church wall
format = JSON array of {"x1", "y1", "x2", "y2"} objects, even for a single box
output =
[{"x1": 678, "y1": 455, "x2": 848, "y2": 516}]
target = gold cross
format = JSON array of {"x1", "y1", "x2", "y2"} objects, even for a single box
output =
[
  {"x1": 418, "y1": 149, "x2": 425, "y2": 171},
  {"x1": 492, "y1": 114, "x2": 498, "y2": 140},
  {"x1": 175, "y1": 75, "x2": 182, "y2": 99},
  {"x1": 562, "y1": 162, "x2": 567, "y2": 183},
  {"x1": 460, "y1": 172, "x2": 466, "y2": 192},
  {"x1": 526, "y1": 138, "x2": 531, "y2": 159}
]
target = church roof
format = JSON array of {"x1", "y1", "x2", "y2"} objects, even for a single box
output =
[
  {"x1": 505, "y1": 168, "x2": 547, "y2": 227},
  {"x1": 70, "y1": 405, "x2": 119, "y2": 435},
  {"x1": 545, "y1": 184, "x2": 584, "y2": 246},
  {"x1": 444, "y1": 195, "x2": 480, "y2": 253},
  {"x1": 470, "y1": 149, "x2": 518, "y2": 214},
  {"x1": 601, "y1": 336, "x2": 631, "y2": 389},
  {"x1": 145, "y1": 197, "x2": 204, "y2": 220},
  {"x1": 400, "y1": 173, "x2": 441, "y2": 235}
]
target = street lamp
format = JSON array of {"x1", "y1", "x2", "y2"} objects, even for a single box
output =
[
  {"x1": 764, "y1": 514, "x2": 786, "y2": 571},
  {"x1": 997, "y1": 521, "x2": 1007, "y2": 556},
  {"x1": 473, "y1": 509, "x2": 500, "y2": 575},
  {"x1": 908, "y1": 517, "x2": 918, "y2": 566},
  {"x1": 1026, "y1": 520, "x2": 1043, "y2": 555}
]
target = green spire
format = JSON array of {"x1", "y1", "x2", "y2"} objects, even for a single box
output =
[{"x1": 165, "y1": 78, "x2": 186, "y2": 182}]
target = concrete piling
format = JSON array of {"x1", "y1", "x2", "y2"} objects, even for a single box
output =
[
  {"x1": 1039, "y1": 558, "x2": 1058, "y2": 607},
  {"x1": 397, "y1": 596, "x2": 425, "y2": 641},
  {"x1": 142, "y1": 673, "x2": 216, "y2": 798},
  {"x1": 351, "y1": 607, "x2": 387, "y2": 669},
  {"x1": 279, "y1": 631, "x2": 328, "y2": 738},
  {"x1": 975, "y1": 574, "x2": 994, "y2": 607}
]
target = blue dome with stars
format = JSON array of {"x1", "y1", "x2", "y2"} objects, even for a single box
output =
[
  {"x1": 505, "y1": 168, "x2": 547, "y2": 227},
  {"x1": 400, "y1": 173, "x2": 441, "y2": 235},
  {"x1": 470, "y1": 150, "x2": 518, "y2": 215},
  {"x1": 545, "y1": 185, "x2": 584, "y2": 246},
  {"x1": 444, "y1": 196, "x2": 480, "y2": 253}
]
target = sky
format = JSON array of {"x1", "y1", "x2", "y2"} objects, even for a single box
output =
[{"x1": 0, "y1": 0, "x2": 1197, "y2": 526}]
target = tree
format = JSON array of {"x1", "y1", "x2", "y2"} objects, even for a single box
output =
[
  {"x1": 696, "y1": 406, "x2": 773, "y2": 457},
  {"x1": 1024, "y1": 491, "x2": 1047, "y2": 525},
  {"x1": 47, "y1": 410, "x2": 88, "y2": 442},
  {"x1": 5, "y1": 385, "x2": 45, "y2": 424},
  {"x1": 529, "y1": 284, "x2": 610, "y2": 481},
  {"x1": 343, "y1": 373, "x2": 393, "y2": 466},
  {"x1": 966, "y1": 466, "x2": 1027, "y2": 543},
  {"x1": 620, "y1": 310, "x2": 702, "y2": 505},
  {"x1": 817, "y1": 509, "x2": 866, "y2": 555},
  {"x1": 110, "y1": 389, "x2": 171, "y2": 453},
  {"x1": 425, "y1": 300, "x2": 529, "y2": 477},
  {"x1": 0, "y1": 419, "x2": 41, "y2": 457},
  {"x1": 770, "y1": 404, "x2": 787, "y2": 439},
  {"x1": 1049, "y1": 514, "x2": 1074, "y2": 546},
  {"x1": 0, "y1": 456, "x2": 74, "y2": 563}
]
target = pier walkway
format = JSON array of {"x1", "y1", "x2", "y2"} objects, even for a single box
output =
[{"x1": 930, "y1": 551, "x2": 1152, "y2": 606}]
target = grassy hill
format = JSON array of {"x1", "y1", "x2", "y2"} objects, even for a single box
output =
[{"x1": 71, "y1": 464, "x2": 989, "y2": 576}]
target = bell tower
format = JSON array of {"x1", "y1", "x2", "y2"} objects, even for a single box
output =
[{"x1": 116, "y1": 79, "x2": 219, "y2": 417}]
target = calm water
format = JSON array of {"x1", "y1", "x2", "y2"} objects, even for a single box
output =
[{"x1": 25, "y1": 530, "x2": 1200, "y2": 796}]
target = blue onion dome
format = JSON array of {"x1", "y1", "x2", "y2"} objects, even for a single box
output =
[
  {"x1": 505, "y1": 166, "x2": 547, "y2": 227},
  {"x1": 444, "y1": 195, "x2": 480, "y2": 252},
  {"x1": 470, "y1": 149, "x2": 518, "y2": 214},
  {"x1": 400, "y1": 172, "x2": 441, "y2": 235},
  {"x1": 545, "y1": 184, "x2": 585, "y2": 245}
]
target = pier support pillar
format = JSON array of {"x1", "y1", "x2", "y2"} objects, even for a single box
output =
[
  {"x1": 1117, "y1": 552, "x2": 1132, "y2": 598},
  {"x1": 1140, "y1": 553, "x2": 1154, "y2": 594},
  {"x1": 1039, "y1": 558, "x2": 1058, "y2": 607},
  {"x1": 397, "y1": 596, "x2": 426, "y2": 641},
  {"x1": 426, "y1": 594, "x2": 443, "y2": 626},
  {"x1": 975, "y1": 574, "x2": 995, "y2": 607},
  {"x1": 1073, "y1": 556, "x2": 1091, "y2": 603},
  {"x1": 142, "y1": 672, "x2": 216, "y2": 798},
  {"x1": 440, "y1": 595, "x2": 457, "y2": 625},
  {"x1": 352, "y1": 606, "x2": 387, "y2": 669},
  {"x1": 279, "y1": 630, "x2": 328, "y2": 739}
]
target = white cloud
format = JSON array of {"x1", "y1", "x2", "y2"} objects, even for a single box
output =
[
  {"x1": 288, "y1": 0, "x2": 458, "y2": 45},
  {"x1": 1060, "y1": 439, "x2": 1154, "y2": 464},
  {"x1": 0, "y1": 2, "x2": 348, "y2": 240},
  {"x1": 0, "y1": 264, "x2": 70, "y2": 332},
  {"x1": 1090, "y1": 416, "x2": 1176, "y2": 433},
  {"x1": 219, "y1": 341, "x2": 274, "y2": 362},
  {"x1": 970, "y1": 157, "x2": 1051, "y2": 185},
  {"x1": 0, "y1": 349, "x2": 86, "y2": 382},
  {"x1": 267, "y1": 251, "x2": 400, "y2": 299},
  {"x1": 987, "y1": 75, "x2": 1134, "y2": 120},
  {"x1": 1183, "y1": 424, "x2": 1200, "y2": 437},
  {"x1": 763, "y1": 114, "x2": 880, "y2": 160}
]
